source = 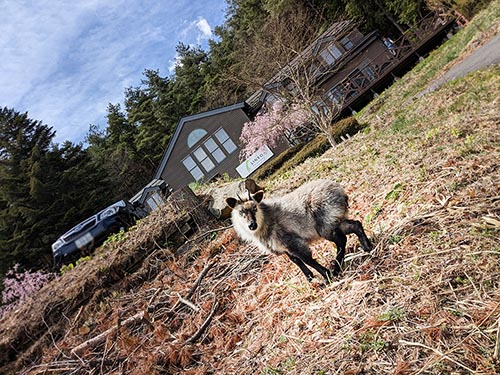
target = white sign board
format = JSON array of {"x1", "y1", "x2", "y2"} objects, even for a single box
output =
[{"x1": 236, "y1": 145, "x2": 274, "y2": 178}]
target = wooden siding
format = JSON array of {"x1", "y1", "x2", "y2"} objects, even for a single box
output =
[
  {"x1": 319, "y1": 12, "x2": 456, "y2": 117},
  {"x1": 159, "y1": 107, "x2": 248, "y2": 190},
  {"x1": 315, "y1": 33, "x2": 392, "y2": 109},
  {"x1": 250, "y1": 11, "x2": 455, "y2": 122}
]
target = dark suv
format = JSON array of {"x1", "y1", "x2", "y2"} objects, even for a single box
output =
[{"x1": 52, "y1": 200, "x2": 144, "y2": 265}]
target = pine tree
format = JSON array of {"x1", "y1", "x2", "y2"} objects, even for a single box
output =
[
  {"x1": 86, "y1": 102, "x2": 151, "y2": 200},
  {"x1": 0, "y1": 108, "x2": 55, "y2": 274},
  {"x1": 0, "y1": 108, "x2": 114, "y2": 277}
]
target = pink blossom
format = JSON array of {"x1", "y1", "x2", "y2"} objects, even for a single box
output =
[
  {"x1": 0, "y1": 264, "x2": 55, "y2": 317},
  {"x1": 240, "y1": 101, "x2": 310, "y2": 159}
]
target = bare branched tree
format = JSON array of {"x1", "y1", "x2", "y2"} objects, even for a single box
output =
[
  {"x1": 254, "y1": 17, "x2": 356, "y2": 148},
  {"x1": 233, "y1": 5, "x2": 323, "y2": 91}
]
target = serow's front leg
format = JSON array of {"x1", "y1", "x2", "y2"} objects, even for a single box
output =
[
  {"x1": 281, "y1": 233, "x2": 334, "y2": 284},
  {"x1": 287, "y1": 253, "x2": 314, "y2": 281}
]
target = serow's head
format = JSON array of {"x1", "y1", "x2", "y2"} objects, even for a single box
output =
[{"x1": 226, "y1": 190, "x2": 264, "y2": 231}]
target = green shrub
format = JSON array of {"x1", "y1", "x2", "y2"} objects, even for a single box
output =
[
  {"x1": 268, "y1": 134, "x2": 330, "y2": 178},
  {"x1": 103, "y1": 229, "x2": 127, "y2": 245},
  {"x1": 252, "y1": 117, "x2": 366, "y2": 180},
  {"x1": 285, "y1": 135, "x2": 330, "y2": 166},
  {"x1": 331, "y1": 116, "x2": 367, "y2": 143},
  {"x1": 60, "y1": 263, "x2": 74, "y2": 275},
  {"x1": 442, "y1": 0, "x2": 494, "y2": 19}
]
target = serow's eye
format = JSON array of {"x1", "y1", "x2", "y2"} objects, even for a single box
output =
[{"x1": 239, "y1": 211, "x2": 245, "y2": 217}]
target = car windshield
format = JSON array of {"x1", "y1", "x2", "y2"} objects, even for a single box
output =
[
  {"x1": 99, "y1": 200, "x2": 126, "y2": 212},
  {"x1": 59, "y1": 200, "x2": 127, "y2": 237}
]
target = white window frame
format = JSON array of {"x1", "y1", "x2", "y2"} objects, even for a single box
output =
[
  {"x1": 320, "y1": 43, "x2": 343, "y2": 65},
  {"x1": 182, "y1": 128, "x2": 238, "y2": 182},
  {"x1": 341, "y1": 36, "x2": 353, "y2": 50},
  {"x1": 204, "y1": 137, "x2": 226, "y2": 163},
  {"x1": 193, "y1": 146, "x2": 215, "y2": 172},
  {"x1": 215, "y1": 128, "x2": 237, "y2": 154},
  {"x1": 183, "y1": 155, "x2": 205, "y2": 181}
]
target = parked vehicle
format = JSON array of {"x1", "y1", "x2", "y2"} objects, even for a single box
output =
[{"x1": 52, "y1": 200, "x2": 145, "y2": 265}]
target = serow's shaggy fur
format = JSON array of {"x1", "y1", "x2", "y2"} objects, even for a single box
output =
[{"x1": 226, "y1": 179, "x2": 373, "y2": 283}]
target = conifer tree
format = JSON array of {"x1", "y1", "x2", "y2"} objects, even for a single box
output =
[
  {"x1": 0, "y1": 108, "x2": 113, "y2": 276},
  {"x1": 0, "y1": 108, "x2": 55, "y2": 274}
]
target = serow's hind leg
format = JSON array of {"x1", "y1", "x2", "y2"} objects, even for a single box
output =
[
  {"x1": 301, "y1": 253, "x2": 334, "y2": 284},
  {"x1": 331, "y1": 228, "x2": 347, "y2": 276},
  {"x1": 339, "y1": 219, "x2": 373, "y2": 252}
]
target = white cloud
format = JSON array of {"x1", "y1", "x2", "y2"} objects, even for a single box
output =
[
  {"x1": 169, "y1": 17, "x2": 214, "y2": 73},
  {"x1": 196, "y1": 18, "x2": 213, "y2": 39},
  {"x1": 179, "y1": 16, "x2": 214, "y2": 46},
  {"x1": 168, "y1": 53, "x2": 183, "y2": 74},
  {"x1": 0, "y1": 0, "x2": 226, "y2": 144}
]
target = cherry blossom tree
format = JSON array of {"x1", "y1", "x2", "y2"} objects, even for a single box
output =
[
  {"x1": 0, "y1": 264, "x2": 55, "y2": 317},
  {"x1": 239, "y1": 101, "x2": 310, "y2": 159}
]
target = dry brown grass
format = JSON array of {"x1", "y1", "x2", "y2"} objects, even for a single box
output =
[{"x1": 1, "y1": 3, "x2": 499, "y2": 375}]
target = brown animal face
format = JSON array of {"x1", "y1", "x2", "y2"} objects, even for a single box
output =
[
  {"x1": 237, "y1": 201, "x2": 259, "y2": 230},
  {"x1": 226, "y1": 191, "x2": 264, "y2": 231}
]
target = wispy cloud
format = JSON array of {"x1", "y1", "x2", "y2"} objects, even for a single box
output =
[
  {"x1": 168, "y1": 54, "x2": 184, "y2": 74},
  {"x1": 169, "y1": 16, "x2": 216, "y2": 73},
  {"x1": 196, "y1": 17, "x2": 214, "y2": 41},
  {"x1": 0, "y1": 0, "x2": 226, "y2": 144}
]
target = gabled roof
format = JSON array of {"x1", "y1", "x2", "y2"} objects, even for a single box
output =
[
  {"x1": 154, "y1": 102, "x2": 248, "y2": 179},
  {"x1": 246, "y1": 20, "x2": 356, "y2": 110},
  {"x1": 265, "y1": 20, "x2": 355, "y2": 87}
]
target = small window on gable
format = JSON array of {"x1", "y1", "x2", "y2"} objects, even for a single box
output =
[
  {"x1": 146, "y1": 195, "x2": 160, "y2": 211},
  {"x1": 187, "y1": 129, "x2": 207, "y2": 148}
]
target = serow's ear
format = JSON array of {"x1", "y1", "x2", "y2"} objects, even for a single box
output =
[
  {"x1": 252, "y1": 190, "x2": 264, "y2": 203},
  {"x1": 226, "y1": 197, "x2": 238, "y2": 209}
]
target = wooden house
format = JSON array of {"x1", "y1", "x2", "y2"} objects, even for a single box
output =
[
  {"x1": 154, "y1": 102, "x2": 287, "y2": 190},
  {"x1": 247, "y1": 12, "x2": 455, "y2": 120}
]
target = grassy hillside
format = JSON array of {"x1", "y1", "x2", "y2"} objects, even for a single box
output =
[{"x1": 1, "y1": 2, "x2": 499, "y2": 374}]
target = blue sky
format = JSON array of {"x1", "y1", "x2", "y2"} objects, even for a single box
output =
[{"x1": 0, "y1": 0, "x2": 227, "y2": 144}]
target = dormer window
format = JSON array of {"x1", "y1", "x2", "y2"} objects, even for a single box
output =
[
  {"x1": 340, "y1": 36, "x2": 353, "y2": 50},
  {"x1": 320, "y1": 43, "x2": 343, "y2": 66}
]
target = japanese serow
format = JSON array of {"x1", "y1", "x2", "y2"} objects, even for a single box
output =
[{"x1": 226, "y1": 179, "x2": 373, "y2": 283}]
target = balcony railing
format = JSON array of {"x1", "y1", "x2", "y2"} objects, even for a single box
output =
[{"x1": 323, "y1": 11, "x2": 455, "y2": 113}]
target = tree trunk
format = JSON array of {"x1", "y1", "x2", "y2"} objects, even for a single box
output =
[{"x1": 325, "y1": 131, "x2": 338, "y2": 148}]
